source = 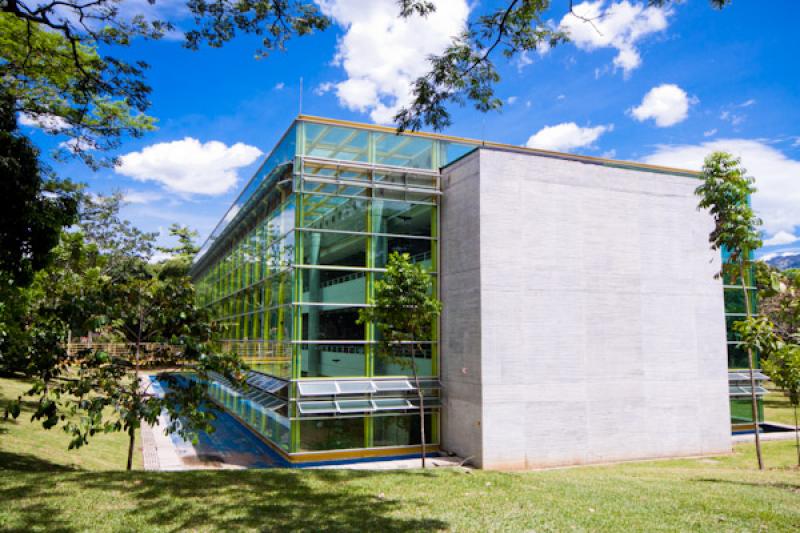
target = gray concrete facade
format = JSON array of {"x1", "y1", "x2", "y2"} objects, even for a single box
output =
[{"x1": 440, "y1": 148, "x2": 731, "y2": 470}]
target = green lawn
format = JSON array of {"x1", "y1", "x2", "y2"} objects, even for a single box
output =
[
  {"x1": 764, "y1": 386, "x2": 799, "y2": 427},
  {"x1": 2, "y1": 376, "x2": 800, "y2": 532},
  {"x1": 0, "y1": 375, "x2": 142, "y2": 471}
]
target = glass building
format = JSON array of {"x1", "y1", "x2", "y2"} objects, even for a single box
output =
[
  {"x1": 191, "y1": 116, "x2": 479, "y2": 463},
  {"x1": 722, "y1": 254, "x2": 769, "y2": 433},
  {"x1": 191, "y1": 115, "x2": 751, "y2": 464}
]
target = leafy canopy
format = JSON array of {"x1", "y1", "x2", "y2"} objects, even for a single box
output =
[
  {"x1": 0, "y1": 12, "x2": 156, "y2": 168},
  {"x1": 695, "y1": 151, "x2": 762, "y2": 273},
  {"x1": 358, "y1": 251, "x2": 441, "y2": 365},
  {"x1": 0, "y1": 90, "x2": 80, "y2": 288}
]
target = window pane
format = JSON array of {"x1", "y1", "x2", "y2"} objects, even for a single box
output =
[
  {"x1": 374, "y1": 133, "x2": 433, "y2": 169},
  {"x1": 301, "y1": 194, "x2": 368, "y2": 233},
  {"x1": 299, "y1": 418, "x2": 364, "y2": 451},
  {"x1": 373, "y1": 414, "x2": 433, "y2": 447},
  {"x1": 303, "y1": 231, "x2": 367, "y2": 267},
  {"x1": 304, "y1": 123, "x2": 369, "y2": 162},
  {"x1": 724, "y1": 288, "x2": 757, "y2": 314},
  {"x1": 374, "y1": 236, "x2": 433, "y2": 269},
  {"x1": 300, "y1": 306, "x2": 363, "y2": 342},
  {"x1": 371, "y1": 200, "x2": 433, "y2": 237},
  {"x1": 300, "y1": 343, "x2": 366, "y2": 378},
  {"x1": 374, "y1": 344, "x2": 434, "y2": 377},
  {"x1": 727, "y1": 342, "x2": 751, "y2": 369},
  {"x1": 300, "y1": 268, "x2": 367, "y2": 304}
]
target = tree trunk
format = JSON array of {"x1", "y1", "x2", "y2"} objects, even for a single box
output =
[
  {"x1": 740, "y1": 262, "x2": 764, "y2": 470},
  {"x1": 127, "y1": 426, "x2": 135, "y2": 471},
  {"x1": 794, "y1": 403, "x2": 800, "y2": 467},
  {"x1": 410, "y1": 343, "x2": 426, "y2": 469}
]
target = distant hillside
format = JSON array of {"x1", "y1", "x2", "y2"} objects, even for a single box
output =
[{"x1": 766, "y1": 253, "x2": 800, "y2": 270}]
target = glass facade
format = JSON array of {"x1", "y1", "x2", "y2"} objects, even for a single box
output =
[
  {"x1": 194, "y1": 115, "x2": 751, "y2": 458},
  {"x1": 192, "y1": 117, "x2": 474, "y2": 459},
  {"x1": 721, "y1": 250, "x2": 765, "y2": 432}
]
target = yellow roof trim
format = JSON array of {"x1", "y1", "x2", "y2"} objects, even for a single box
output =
[{"x1": 296, "y1": 114, "x2": 700, "y2": 177}]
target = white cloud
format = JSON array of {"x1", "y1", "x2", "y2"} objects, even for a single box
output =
[
  {"x1": 516, "y1": 51, "x2": 534, "y2": 71},
  {"x1": 18, "y1": 112, "x2": 70, "y2": 132},
  {"x1": 763, "y1": 231, "x2": 799, "y2": 247},
  {"x1": 642, "y1": 139, "x2": 800, "y2": 238},
  {"x1": 630, "y1": 84, "x2": 693, "y2": 127},
  {"x1": 738, "y1": 98, "x2": 756, "y2": 108},
  {"x1": 318, "y1": 0, "x2": 470, "y2": 124},
  {"x1": 123, "y1": 190, "x2": 164, "y2": 204},
  {"x1": 274, "y1": 82, "x2": 285, "y2": 90},
  {"x1": 704, "y1": 128, "x2": 718, "y2": 138},
  {"x1": 59, "y1": 137, "x2": 97, "y2": 153},
  {"x1": 559, "y1": 1, "x2": 671, "y2": 74},
  {"x1": 117, "y1": 138, "x2": 263, "y2": 195},
  {"x1": 314, "y1": 82, "x2": 335, "y2": 96},
  {"x1": 720, "y1": 110, "x2": 745, "y2": 127},
  {"x1": 526, "y1": 122, "x2": 612, "y2": 152},
  {"x1": 507, "y1": 96, "x2": 518, "y2": 105}
]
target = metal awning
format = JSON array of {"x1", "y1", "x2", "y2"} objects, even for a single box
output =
[
  {"x1": 729, "y1": 385, "x2": 769, "y2": 397},
  {"x1": 297, "y1": 396, "x2": 440, "y2": 416},
  {"x1": 296, "y1": 378, "x2": 438, "y2": 397},
  {"x1": 728, "y1": 371, "x2": 769, "y2": 382},
  {"x1": 246, "y1": 372, "x2": 289, "y2": 394}
]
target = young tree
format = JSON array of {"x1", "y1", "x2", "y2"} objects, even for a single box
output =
[
  {"x1": 358, "y1": 252, "x2": 441, "y2": 468},
  {"x1": 5, "y1": 198, "x2": 247, "y2": 470},
  {"x1": 755, "y1": 261, "x2": 800, "y2": 342},
  {"x1": 696, "y1": 151, "x2": 765, "y2": 469},
  {"x1": 762, "y1": 343, "x2": 800, "y2": 466}
]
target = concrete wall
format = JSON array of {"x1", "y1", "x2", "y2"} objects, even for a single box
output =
[{"x1": 440, "y1": 149, "x2": 731, "y2": 470}]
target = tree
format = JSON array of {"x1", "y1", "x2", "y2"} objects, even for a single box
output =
[
  {"x1": 395, "y1": 0, "x2": 733, "y2": 131},
  {"x1": 2, "y1": 1, "x2": 733, "y2": 140},
  {"x1": 762, "y1": 342, "x2": 800, "y2": 467},
  {"x1": 79, "y1": 191, "x2": 157, "y2": 282},
  {"x1": 4, "y1": 197, "x2": 246, "y2": 470},
  {"x1": 155, "y1": 224, "x2": 201, "y2": 279},
  {"x1": 0, "y1": 90, "x2": 80, "y2": 287},
  {"x1": 755, "y1": 261, "x2": 800, "y2": 342},
  {"x1": 0, "y1": 11, "x2": 156, "y2": 168},
  {"x1": 357, "y1": 252, "x2": 441, "y2": 468},
  {"x1": 696, "y1": 151, "x2": 765, "y2": 469}
]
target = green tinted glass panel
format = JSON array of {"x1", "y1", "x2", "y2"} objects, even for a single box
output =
[
  {"x1": 374, "y1": 236, "x2": 433, "y2": 268},
  {"x1": 724, "y1": 288, "x2": 757, "y2": 314},
  {"x1": 299, "y1": 343, "x2": 366, "y2": 378},
  {"x1": 302, "y1": 231, "x2": 367, "y2": 267},
  {"x1": 300, "y1": 305, "x2": 363, "y2": 342},
  {"x1": 300, "y1": 268, "x2": 367, "y2": 304},
  {"x1": 298, "y1": 418, "x2": 364, "y2": 451},
  {"x1": 730, "y1": 398, "x2": 764, "y2": 425},
  {"x1": 374, "y1": 133, "x2": 433, "y2": 169},
  {"x1": 301, "y1": 194, "x2": 368, "y2": 232},
  {"x1": 304, "y1": 123, "x2": 369, "y2": 162},
  {"x1": 371, "y1": 200, "x2": 433, "y2": 236},
  {"x1": 374, "y1": 344, "x2": 434, "y2": 377},
  {"x1": 373, "y1": 414, "x2": 433, "y2": 447}
]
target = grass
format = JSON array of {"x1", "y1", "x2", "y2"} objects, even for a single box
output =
[
  {"x1": 764, "y1": 385, "x2": 799, "y2": 427},
  {"x1": 0, "y1": 375, "x2": 142, "y2": 471},
  {"x1": 2, "y1": 377, "x2": 800, "y2": 532}
]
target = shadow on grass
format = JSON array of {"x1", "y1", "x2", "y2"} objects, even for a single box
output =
[
  {"x1": 0, "y1": 450, "x2": 76, "y2": 472},
  {"x1": 0, "y1": 468, "x2": 448, "y2": 532},
  {"x1": 696, "y1": 477, "x2": 800, "y2": 494}
]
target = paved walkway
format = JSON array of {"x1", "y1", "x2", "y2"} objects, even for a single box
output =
[{"x1": 732, "y1": 426, "x2": 799, "y2": 444}]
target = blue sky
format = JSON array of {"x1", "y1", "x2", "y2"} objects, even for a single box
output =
[{"x1": 20, "y1": 0, "x2": 800, "y2": 260}]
